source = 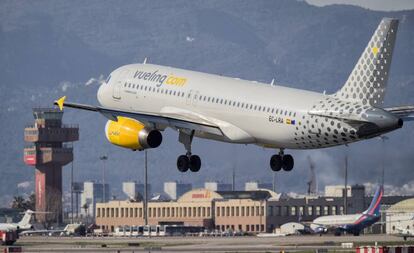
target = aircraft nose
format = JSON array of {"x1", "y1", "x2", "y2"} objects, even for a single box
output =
[{"x1": 97, "y1": 83, "x2": 105, "y2": 105}]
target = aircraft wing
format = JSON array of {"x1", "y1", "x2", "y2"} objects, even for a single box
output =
[
  {"x1": 384, "y1": 105, "x2": 414, "y2": 121},
  {"x1": 54, "y1": 96, "x2": 224, "y2": 136},
  {"x1": 20, "y1": 229, "x2": 66, "y2": 236}
]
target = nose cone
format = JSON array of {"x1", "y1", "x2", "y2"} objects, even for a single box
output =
[{"x1": 97, "y1": 83, "x2": 106, "y2": 105}]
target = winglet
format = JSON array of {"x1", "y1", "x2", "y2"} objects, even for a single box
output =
[{"x1": 55, "y1": 96, "x2": 66, "y2": 111}]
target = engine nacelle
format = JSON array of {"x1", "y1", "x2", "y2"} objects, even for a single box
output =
[{"x1": 105, "y1": 117, "x2": 162, "y2": 150}]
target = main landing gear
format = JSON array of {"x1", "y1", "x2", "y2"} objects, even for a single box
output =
[
  {"x1": 177, "y1": 130, "x2": 201, "y2": 172},
  {"x1": 270, "y1": 149, "x2": 294, "y2": 171}
]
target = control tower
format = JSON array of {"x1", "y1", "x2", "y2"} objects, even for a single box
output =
[{"x1": 24, "y1": 108, "x2": 79, "y2": 223}]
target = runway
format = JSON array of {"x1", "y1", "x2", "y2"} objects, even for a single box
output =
[{"x1": 2, "y1": 234, "x2": 413, "y2": 253}]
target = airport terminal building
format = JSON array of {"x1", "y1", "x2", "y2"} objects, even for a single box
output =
[{"x1": 96, "y1": 186, "x2": 399, "y2": 233}]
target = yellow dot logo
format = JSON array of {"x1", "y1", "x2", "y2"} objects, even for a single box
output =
[{"x1": 372, "y1": 47, "x2": 379, "y2": 56}]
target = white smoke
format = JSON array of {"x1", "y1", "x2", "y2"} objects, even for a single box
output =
[
  {"x1": 17, "y1": 181, "x2": 31, "y2": 189},
  {"x1": 60, "y1": 81, "x2": 72, "y2": 91},
  {"x1": 364, "y1": 181, "x2": 414, "y2": 196},
  {"x1": 186, "y1": 36, "x2": 195, "y2": 42},
  {"x1": 85, "y1": 75, "x2": 105, "y2": 86}
]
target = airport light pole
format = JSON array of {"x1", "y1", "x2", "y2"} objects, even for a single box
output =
[
  {"x1": 144, "y1": 150, "x2": 148, "y2": 226},
  {"x1": 100, "y1": 155, "x2": 108, "y2": 203},
  {"x1": 344, "y1": 154, "x2": 348, "y2": 215},
  {"x1": 379, "y1": 136, "x2": 389, "y2": 186},
  {"x1": 70, "y1": 157, "x2": 74, "y2": 224}
]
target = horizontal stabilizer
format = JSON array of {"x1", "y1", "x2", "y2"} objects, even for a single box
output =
[{"x1": 384, "y1": 105, "x2": 414, "y2": 121}]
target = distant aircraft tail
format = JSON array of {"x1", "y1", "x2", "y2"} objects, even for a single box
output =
[
  {"x1": 334, "y1": 18, "x2": 399, "y2": 107},
  {"x1": 363, "y1": 186, "x2": 383, "y2": 216},
  {"x1": 17, "y1": 210, "x2": 34, "y2": 229}
]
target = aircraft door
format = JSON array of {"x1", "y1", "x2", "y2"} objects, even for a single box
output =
[
  {"x1": 186, "y1": 90, "x2": 193, "y2": 105},
  {"x1": 186, "y1": 90, "x2": 200, "y2": 106},
  {"x1": 192, "y1": 90, "x2": 200, "y2": 106},
  {"x1": 112, "y1": 69, "x2": 129, "y2": 100}
]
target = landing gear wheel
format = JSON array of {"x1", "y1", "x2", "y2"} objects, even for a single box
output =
[
  {"x1": 270, "y1": 155, "x2": 282, "y2": 171},
  {"x1": 177, "y1": 155, "x2": 189, "y2": 172},
  {"x1": 282, "y1": 154, "x2": 294, "y2": 171},
  {"x1": 189, "y1": 155, "x2": 201, "y2": 172}
]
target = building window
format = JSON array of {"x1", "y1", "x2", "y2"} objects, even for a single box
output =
[
  {"x1": 284, "y1": 206, "x2": 289, "y2": 216},
  {"x1": 121, "y1": 208, "x2": 124, "y2": 217},
  {"x1": 261, "y1": 224, "x2": 264, "y2": 232},
  {"x1": 236, "y1": 207, "x2": 239, "y2": 216},
  {"x1": 332, "y1": 206, "x2": 337, "y2": 215},
  {"x1": 202, "y1": 207, "x2": 206, "y2": 217},
  {"x1": 246, "y1": 206, "x2": 250, "y2": 216},
  {"x1": 111, "y1": 208, "x2": 114, "y2": 218},
  {"x1": 339, "y1": 206, "x2": 344, "y2": 215},
  {"x1": 226, "y1": 207, "x2": 230, "y2": 217},
  {"x1": 268, "y1": 206, "x2": 273, "y2": 216},
  {"x1": 324, "y1": 206, "x2": 329, "y2": 215},
  {"x1": 251, "y1": 206, "x2": 255, "y2": 216},
  {"x1": 193, "y1": 207, "x2": 197, "y2": 217},
  {"x1": 152, "y1": 208, "x2": 156, "y2": 218},
  {"x1": 308, "y1": 206, "x2": 313, "y2": 216},
  {"x1": 261, "y1": 206, "x2": 264, "y2": 216},
  {"x1": 217, "y1": 207, "x2": 220, "y2": 217},
  {"x1": 231, "y1": 207, "x2": 235, "y2": 216},
  {"x1": 97, "y1": 208, "x2": 101, "y2": 217},
  {"x1": 188, "y1": 207, "x2": 192, "y2": 217},
  {"x1": 139, "y1": 208, "x2": 142, "y2": 218},
  {"x1": 275, "y1": 206, "x2": 281, "y2": 216},
  {"x1": 316, "y1": 206, "x2": 321, "y2": 216},
  {"x1": 241, "y1": 206, "x2": 245, "y2": 216},
  {"x1": 207, "y1": 207, "x2": 211, "y2": 217},
  {"x1": 299, "y1": 206, "x2": 304, "y2": 216},
  {"x1": 148, "y1": 208, "x2": 152, "y2": 217},
  {"x1": 171, "y1": 207, "x2": 175, "y2": 217},
  {"x1": 256, "y1": 206, "x2": 260, "y2": 216},
  {"x1": 116, "y1": 208, "x2": 119, "y2": 217},
  {"x1": 291, "y1": 206, "x2": 297, "y2": 216}
]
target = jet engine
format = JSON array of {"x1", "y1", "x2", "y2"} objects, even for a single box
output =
[{"x1": 105, "y1": 117, "x2": 162, "y2": 150}]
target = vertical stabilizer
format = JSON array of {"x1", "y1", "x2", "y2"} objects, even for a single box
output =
[
  {"x1": 17, "y1": 210, "x2": 33, "y2": 228},
  {"x1": 363, "y1": 186, "x2": 383, "y2": 216},
  {"x1": 334, "y1": 18, "x2": 398, "y2": 107}
]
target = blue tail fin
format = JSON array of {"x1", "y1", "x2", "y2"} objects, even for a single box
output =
[{"x1": 364, "y1": 186, "x2": 383, "y2": 216}]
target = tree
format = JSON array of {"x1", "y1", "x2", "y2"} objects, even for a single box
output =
[{"x1": 11, "y1": 194, "x2": 35, "y2": 210}]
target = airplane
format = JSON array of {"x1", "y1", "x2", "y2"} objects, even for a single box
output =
[
  {"x1": 310, "y1": 186, "x2": 383, "y2": 236},
  {"x1": 54, "y1": 18, "x2": 414, "y2": 172},
  {"x1": 0, "y1": 210, "x2": 36, "y2": 232},
  {"x1": 396, "y1": 226, "x2": 414, "y2": 241}
]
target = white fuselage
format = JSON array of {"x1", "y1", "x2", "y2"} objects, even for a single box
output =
[
  {"x1": 97, "y1": 63, "x2": 395, "y2": 149},
  {"x1": 313, "y1": 214, "x2": 362, "y2": 226}
]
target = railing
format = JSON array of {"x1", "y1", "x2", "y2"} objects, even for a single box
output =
[{"x1": 25, "y1": 124, "x2": 79, "y2": 129}]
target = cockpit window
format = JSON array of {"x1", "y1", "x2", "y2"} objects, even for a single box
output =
[{"x1": 106, "y1": 75, "x2": 112, "y2": 83}]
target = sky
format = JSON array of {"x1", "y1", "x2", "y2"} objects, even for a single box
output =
[{"x1": 306, "y1": 0, "x2": 414, "y2": 11}]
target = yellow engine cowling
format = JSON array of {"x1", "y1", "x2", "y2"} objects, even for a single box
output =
[{"x1": 105, "y1": 117, "x2": 162, "y2": 150}]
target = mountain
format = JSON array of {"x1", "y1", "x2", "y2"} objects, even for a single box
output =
[{"x1": 0, "y1": 0, "x2": 413, "y2": 206}]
